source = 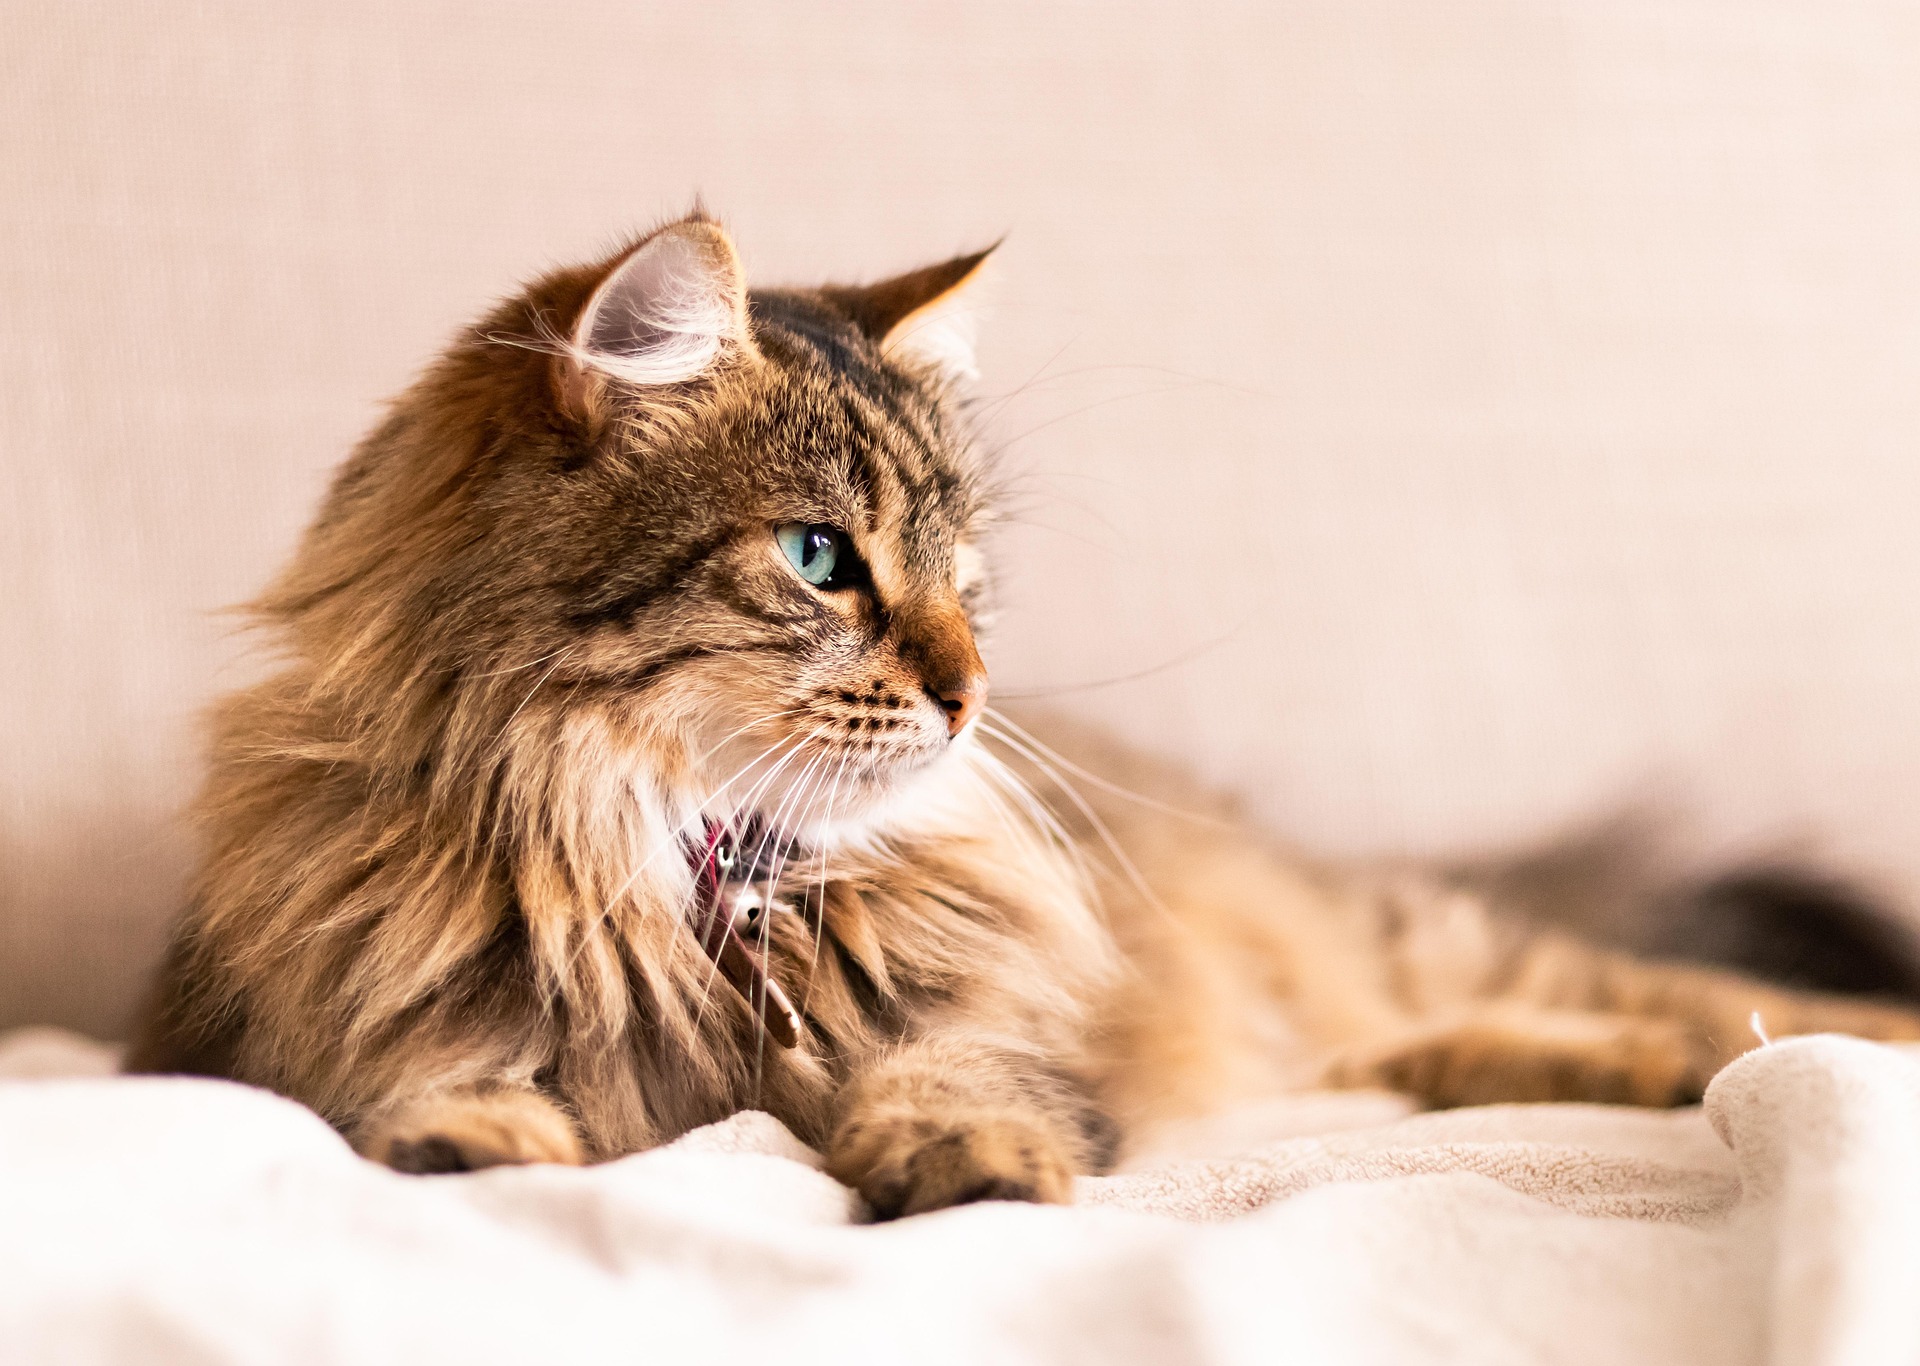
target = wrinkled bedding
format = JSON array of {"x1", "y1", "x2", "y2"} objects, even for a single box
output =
[{"x1": 2, "y1": 1029, "x2": 1916, "y2": 1365}]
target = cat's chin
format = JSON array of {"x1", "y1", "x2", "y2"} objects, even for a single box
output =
[
  {"x1": 699, "y1": 734, "x2": 975, "y2": 857},
  {"x1": 804, "y1": 742, "x2": 990, "y2": 848}
]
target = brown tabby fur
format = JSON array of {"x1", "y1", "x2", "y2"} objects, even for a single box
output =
[{"x1": 129, "y1": 216, "x2": 1920, "y2": 1214}]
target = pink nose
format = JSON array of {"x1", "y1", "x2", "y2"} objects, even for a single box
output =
[{"x1": 929, "y1": 672, "x2": 988, "y2": 738}]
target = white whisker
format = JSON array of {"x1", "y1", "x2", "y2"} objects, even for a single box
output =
[
  {"x1": 798, "y1": 751, "x2": 854, "y2": 1015},
  {"x1": 747, "y1": 747, "x2": 834, "y2": 1100},
  {"x1": 975, "y1": 722, "x2": 1175, "y2": 926},
  {"x1": 496, "y1": 645, "x2": 578, "y2": 741},
  {"x1": 983, "y1": 707, "x2": 1233, "y2": 829},
  {"x1": 688, "y1": 728, "x2": 829, "y2": 1036}
]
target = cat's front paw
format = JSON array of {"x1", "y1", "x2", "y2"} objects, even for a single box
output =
[
  {"x1": 825, "y1": 1105, "x2": 1075, "y2": 1219},
  {"x1": 360, "y1": 1089, "x2": 584, "y2": 1174}
]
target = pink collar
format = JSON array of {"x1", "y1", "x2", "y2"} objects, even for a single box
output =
[{"x1": 688, "y1": 821, "x2": 803, "y2": 1049}]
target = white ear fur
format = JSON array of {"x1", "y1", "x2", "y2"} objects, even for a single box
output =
[
  {"x1": 880, "y1": 269, "x2": 987, "y2": 384},
  {"x1": 571, "y1": 223, "x2": 751, "y2": 386}
]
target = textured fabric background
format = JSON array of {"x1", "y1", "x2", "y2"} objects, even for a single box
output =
[{"x1": 5, "y1": 2, "x2": 1920, "y2": 1034}]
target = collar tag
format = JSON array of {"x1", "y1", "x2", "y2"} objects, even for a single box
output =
[{"x1": 689, "y1": 821, "x2": 802, "y2": 1048}]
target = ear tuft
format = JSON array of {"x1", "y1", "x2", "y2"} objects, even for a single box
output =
[
  {"x1": 883, "y1": 279, "x2": 983, "y2": 383},
  {"x1": 824, "y1": 247, "x2": 996, "y2": 385},
  {"x1": 570, "y1": 220, "x2": 753, "y2": 387}
]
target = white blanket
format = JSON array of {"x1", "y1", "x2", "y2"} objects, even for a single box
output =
[{"x1": 2, "y1": 1030, "x2": 1916, "y2": 1365}]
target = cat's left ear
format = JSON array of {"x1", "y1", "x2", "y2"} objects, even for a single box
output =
[{"x1": 823, "y1": 246, "x2": 996, "y2": 385}]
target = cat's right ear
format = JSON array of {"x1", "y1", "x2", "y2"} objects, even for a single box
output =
[{"x1": 558, "y1": 220, "x2": 757, "y2": 420}]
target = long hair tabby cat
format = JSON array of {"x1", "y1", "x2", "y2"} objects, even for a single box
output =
[{"x1": 129, "y1": 215, "x2": 1920, "y2": 1216}]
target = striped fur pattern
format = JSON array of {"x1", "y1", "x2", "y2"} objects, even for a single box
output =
[{"x1": 130, "y1": 216, "x2": 1920, "y2": 1213}]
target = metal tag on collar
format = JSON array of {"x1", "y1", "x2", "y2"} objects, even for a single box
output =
[{"x1": 690, "y1": 821, "x2": 802, "y2": 1049}]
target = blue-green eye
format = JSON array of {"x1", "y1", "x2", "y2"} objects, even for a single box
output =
[{"x1": 775, "y1": 523, "x2": 859, "y2": 589}]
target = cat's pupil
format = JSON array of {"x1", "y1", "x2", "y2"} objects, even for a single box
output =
[{"x1": 803, "y1": 530, "x2": 831, "y2": 569}]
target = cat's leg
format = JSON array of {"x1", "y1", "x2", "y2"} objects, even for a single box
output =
[
  {"x1": 340, "y1": 1011, "x2": 583, "y2": 1175},
  {"x1": 356, "y1": 1085, "x2": 584, "y2": 1174},
  {"x1": 1505, "y1": 933, "x2": 1920, "y2": 1071},
  {"x1": 1325, "y1": 1006, "x2": 1712, "y2": 1108},
  {"x1": 824, "y1": 1035, "x2": 1096, "y2": 1219},
  {"x1": 1341, "y1": 933, "x2": 1920, "y2": 1111}
]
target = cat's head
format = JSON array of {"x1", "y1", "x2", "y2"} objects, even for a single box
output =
[{"x1": 273, "y1": 215, "x2": 999, "y2": 849}]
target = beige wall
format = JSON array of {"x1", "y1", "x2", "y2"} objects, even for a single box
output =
[{"x1": 7, "y1": 1, "x2": 1920, "y2": 1035}]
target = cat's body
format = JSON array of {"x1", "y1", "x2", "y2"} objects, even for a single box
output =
[
  {"x1": 1066, "y1": 731, "x2": 1920, "y2": 1151},
  {"x1": 129, "y1": 218, "x2": 1920, "y2": 1215}
]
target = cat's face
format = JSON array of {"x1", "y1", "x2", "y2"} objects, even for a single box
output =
[
  {"x1": 555, "y1": 266, "x2": 998, "y2": 840},
  {"x1": 288, "y1": 219, "x2": 999, "y2": 849}
]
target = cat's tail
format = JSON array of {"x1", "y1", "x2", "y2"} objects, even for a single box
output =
[
  {"x1": 1451, "y1": 814, "x2": 1920, "y2": 1005},
  {"x1": 1641, "y1": 864, "x2": 1920, "y2": 1003}
]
